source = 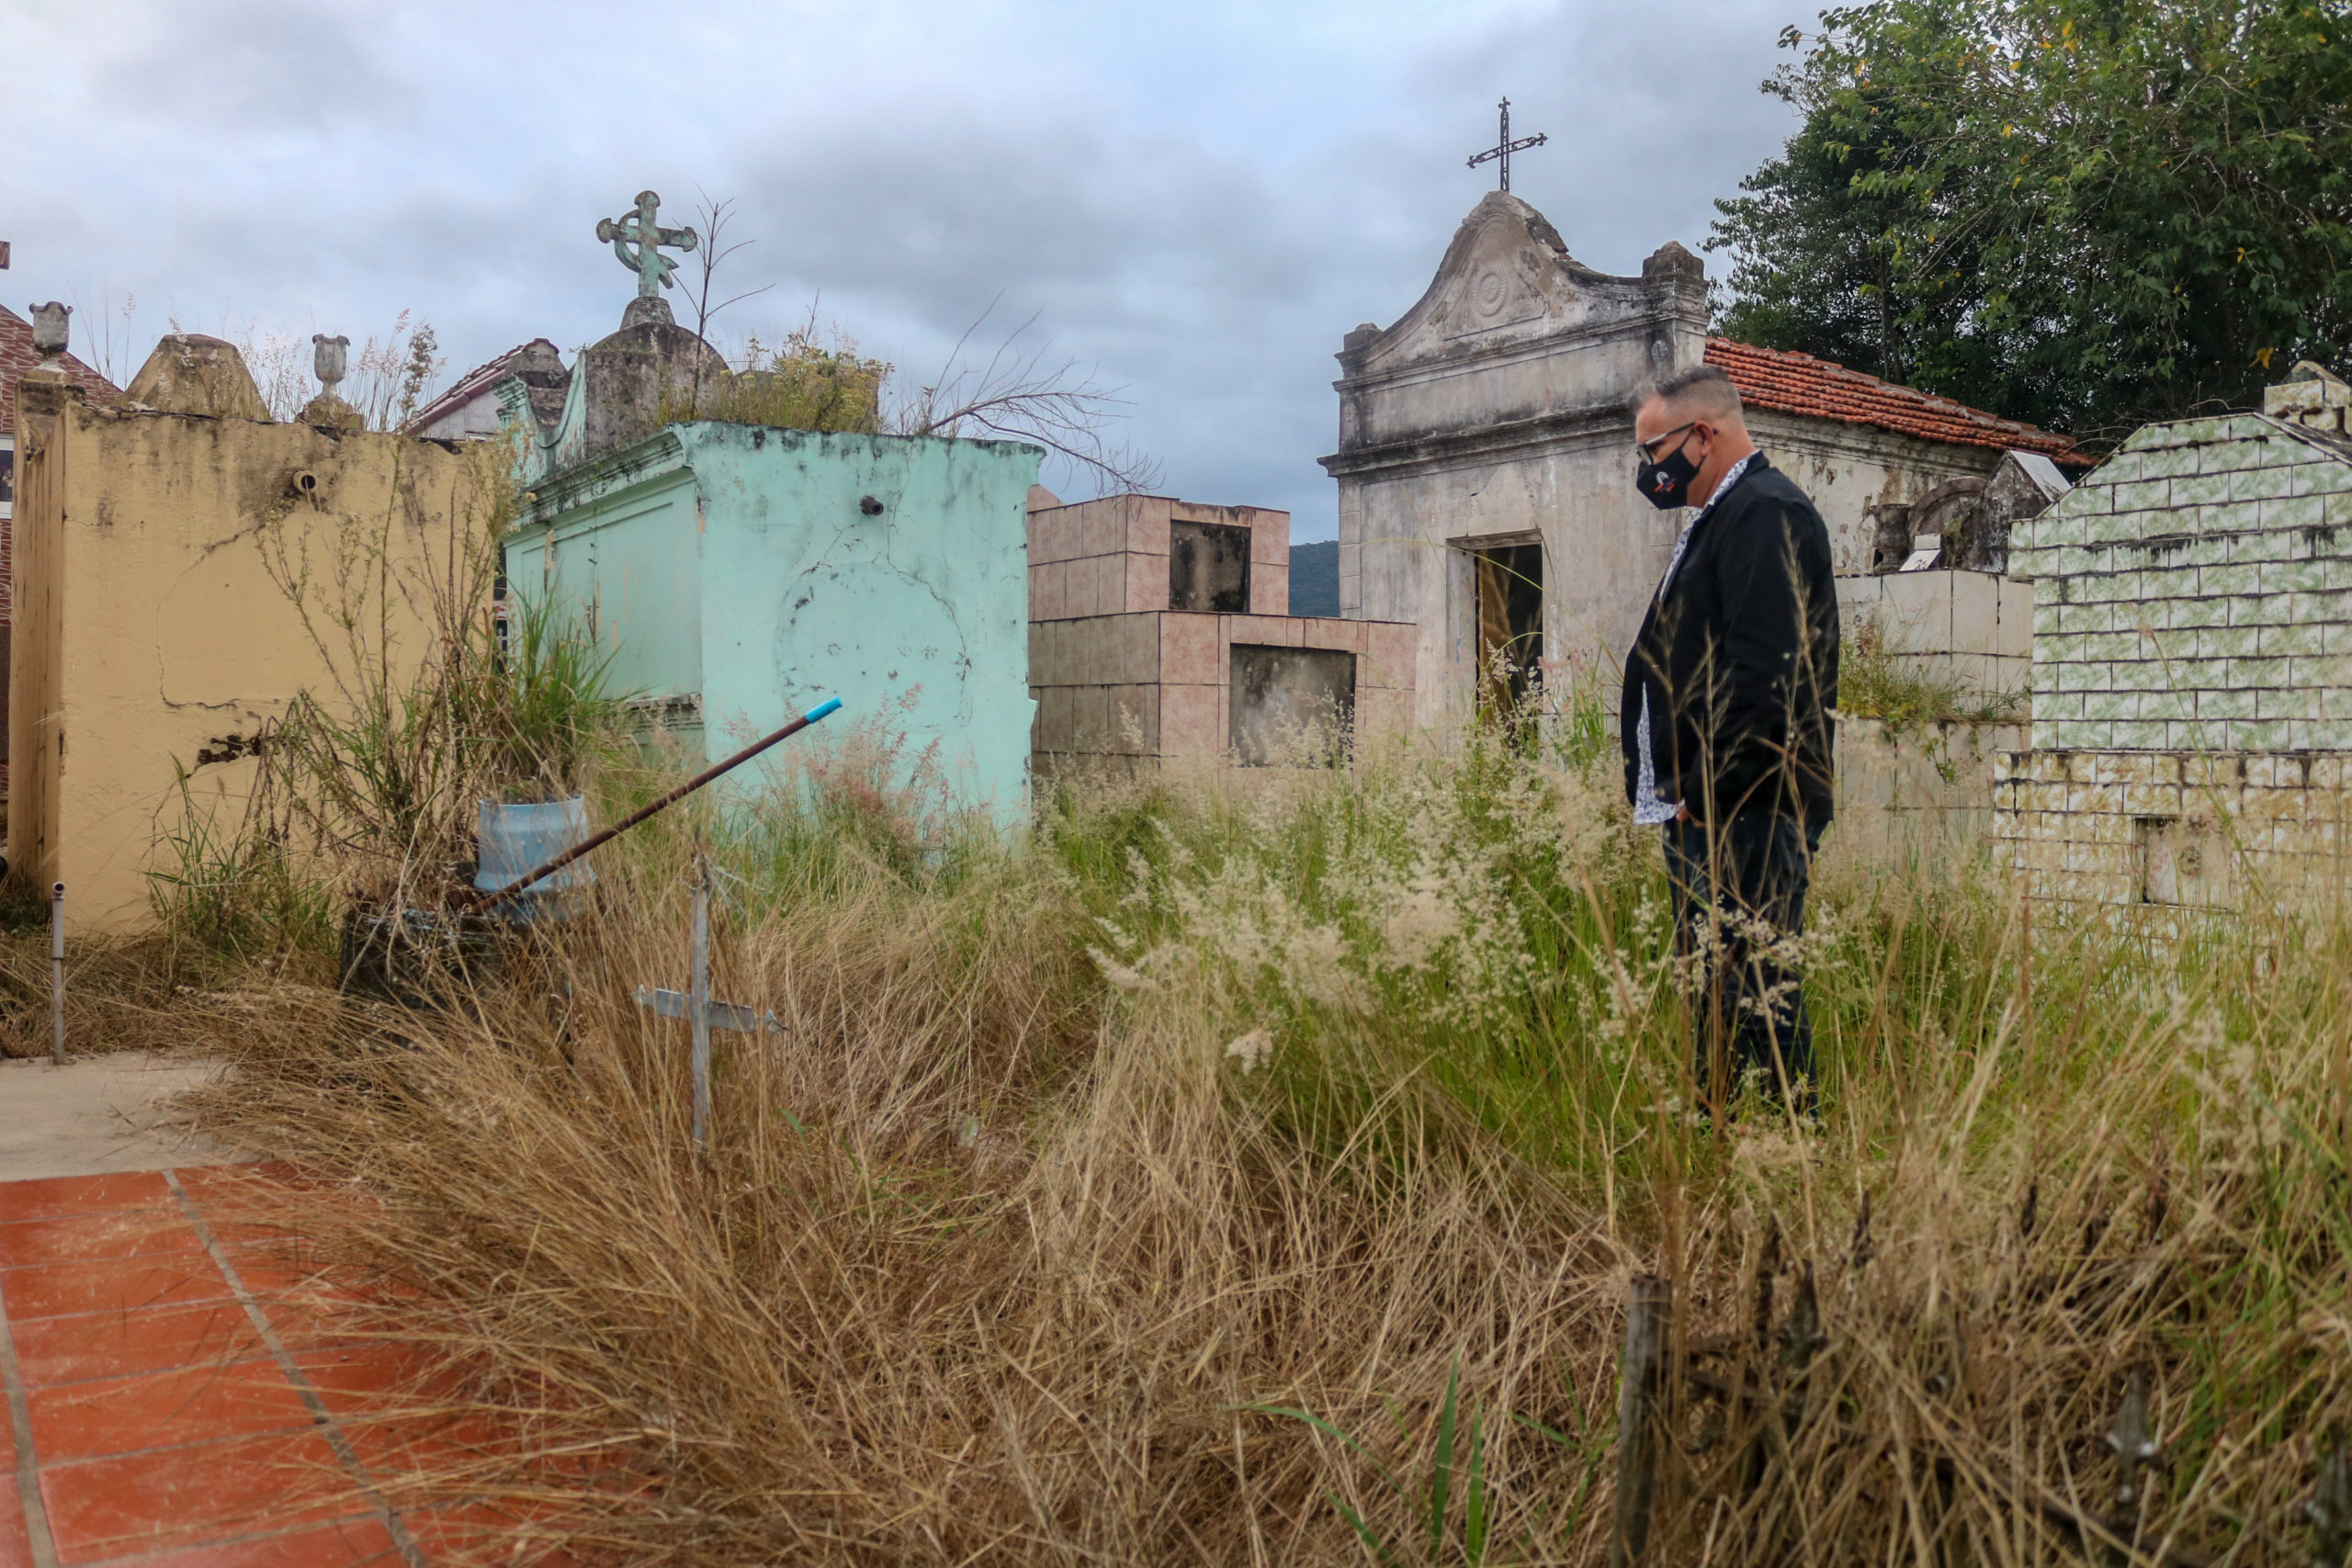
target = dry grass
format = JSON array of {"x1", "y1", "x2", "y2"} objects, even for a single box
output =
[{"x1": 157, "y1": 728, "x2": 2352, "y2": 1566}]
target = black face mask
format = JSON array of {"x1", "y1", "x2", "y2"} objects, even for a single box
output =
[{"x1": 1635, "y1": 436, "x2": 1704, "y2": 511}]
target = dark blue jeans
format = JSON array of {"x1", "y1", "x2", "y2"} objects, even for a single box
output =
[{"x1": 1663, "y1": 814, "x2": 1824, "y2": 1111}]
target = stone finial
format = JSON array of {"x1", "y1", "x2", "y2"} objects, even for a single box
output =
[
  {"x1": 300, "y1": 333, "x2": 363, "y2": 430},
  {"x1": 312, "y1": 333, "x2": 349, "y2": 389},
  {"x1": 28, "y1": 301, "x2": 71, "y2": 362},
  {"x1": 125, "y1": 333, "x2": 272, "y2": 422},
  {"x1": 1641, "y1": 242, "x2": 1704, "y2": 288}
]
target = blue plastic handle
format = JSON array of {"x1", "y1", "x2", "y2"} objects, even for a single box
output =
[{"x1": 804, "y1": 696, "x2": 844, "y2": 724}]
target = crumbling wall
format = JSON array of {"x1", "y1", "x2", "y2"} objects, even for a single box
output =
[{"x1": 8, "y1": 380, "x2": 486, "y2": 931}]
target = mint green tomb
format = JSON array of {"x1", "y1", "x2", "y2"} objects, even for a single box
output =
[{"x1": 503, "y1": 419, "x2": 1042, "y2": 823}]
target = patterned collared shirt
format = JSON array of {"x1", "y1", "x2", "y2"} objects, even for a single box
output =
[{"x1": 1633, "y1": 453, "x2": 1758, "y2": 826}]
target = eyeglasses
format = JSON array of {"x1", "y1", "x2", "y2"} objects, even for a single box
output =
[{"x1": 1634, "y1": 422, "x2": 1700, "y2": 463}]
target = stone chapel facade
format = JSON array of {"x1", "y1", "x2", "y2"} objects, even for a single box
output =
[{"x1": 1320, "y1": 191, "x2": 2079, "y2": 728}]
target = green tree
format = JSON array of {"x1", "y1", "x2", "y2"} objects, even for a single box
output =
[{"x1": 1711, "y1": 0, "x2": 2352, "y2": 443}]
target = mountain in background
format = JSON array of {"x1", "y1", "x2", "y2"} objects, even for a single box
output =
[{"x1": 1288, "y1": 539, "x2": 1339, "y2": 617}]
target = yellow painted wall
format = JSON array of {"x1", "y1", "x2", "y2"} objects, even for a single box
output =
[{"x1": 9, "y1": 378, "x2": 492, "y2": 931}]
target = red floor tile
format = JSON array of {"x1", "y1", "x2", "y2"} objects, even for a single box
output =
[
  {"x1": 0, "y1": 1173, "x2": 172, "y2": 1225},
  {"x1": 0, "y1": 1254, "x2": 232, "y2": 1323},
  {"x1": 0, "y1": 1474, "x2": 30, "y2": 1568},
  {"x1": 83, "y1": 1514, "x2": 402, "y2": 1567},
  {"x1": 28, "y1": 1360, "x2": 317, "y2": 1463},
  {"x1": 39, "y1": 1430, "x2": 357, "y2": 1562},
  {"x1": 0, "y1": 1211, "x2": 194, "y2": 1269},
  {"x1": 9, "y1": 1301, "x2": 266, "y2": 1388},
  {"x1": 169, "y1": 1165, "x2": 311, "y2": 1209}
]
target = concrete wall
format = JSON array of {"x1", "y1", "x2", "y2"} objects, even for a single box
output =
[
  {"x1": 506, "y1": 422, "x2": 1040, "y2": 823},
  {"x1": 1994, "y1": 748, "x2": 2352, "y2": 910},
  {"x1": 1748, "y1": 412, "x2": 2013, "y2": 576},
  {"x1": 1028, "y1": 495, "x2": 1289, "y2": 619},
  {"x1": 2008, "y1": 412, "x2": 2352, "y2": 754},
  {"x1": 9, "y1": 378, "x2": 487, "y2": 931},
  {"x1": 1029, "y1": 611, "x2": 1415, "y2": 778},
  {"x1": 1838, "y1": 570, "x2": 2034, "y2": 694},
  {"x1": 1830, "y1": 716, "x2": 2026, "y2": 869}
]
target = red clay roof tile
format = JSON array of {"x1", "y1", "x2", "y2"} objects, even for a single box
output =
[{"x1": 1705, "y1": 337, "x2": 2075, "y2": 459}]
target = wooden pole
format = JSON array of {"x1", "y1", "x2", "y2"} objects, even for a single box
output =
[
  {"x1": 689, "y1": 850, "x2": 712, "y2": 1151},
  {"x1": 1611, "y1": 1273, "x2": 1670, "y2": 1567}
]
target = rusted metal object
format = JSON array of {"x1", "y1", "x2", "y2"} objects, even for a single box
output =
[
  {"x1": 49, "y1": 882, "x2": 64, "y2": 1065},
  {"x1": 453, "y1": 696, "x2": 842, "y2": 914}
]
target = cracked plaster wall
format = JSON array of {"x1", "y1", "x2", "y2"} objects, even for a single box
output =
[
  {"x1": 8, "y1": 381, "x2": 484, "y2": 931},
  {"x1": 506, "y1": 423, "x2": 1039, "y2": 826}
]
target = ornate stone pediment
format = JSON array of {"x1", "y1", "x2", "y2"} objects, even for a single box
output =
[
  {"x1": 1350, "y1": 194, "x2": 1620, "y2": 370},
  {"x1": 1429, "y1": 220, "x2": 1574, "y2": 339},
  {"x1": 1340, "y1": 194, "x2": 1711, "y2": 389}
]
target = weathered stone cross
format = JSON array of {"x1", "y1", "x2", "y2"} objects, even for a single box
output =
[
  {"x1": 1467, "y1": 97, "x2": 1547, "y2": 193},
  {"x1": 595, "y1": 189, "x2": 699, "y2": 299}
]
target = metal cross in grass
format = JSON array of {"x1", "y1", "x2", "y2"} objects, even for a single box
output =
[
  {"x1": 1467, "y1": 97, "x2": 1547, "y2": 193},
  {"x1": 595, "y1": 189, "x2": 698, "y2": 299}
]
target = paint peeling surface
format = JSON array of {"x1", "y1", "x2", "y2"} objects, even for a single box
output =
[{"x1": 507, "y1": 423, "x2": 1041, "y2": 824}]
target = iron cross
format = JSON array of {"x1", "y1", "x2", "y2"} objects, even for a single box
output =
[
  {"x1": 1467, "y1": 97, "x2": 1547, "y2": 193},
  {"x1": 595, "y1": 189, "x2": 699, "y2": 299}
]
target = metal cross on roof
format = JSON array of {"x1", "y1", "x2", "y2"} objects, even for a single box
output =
[
  {"x1": 1467, "y1": 97, "x2": 1547, "y2": 193},
  {"x1": 595, "y1": 189, "x2": 699, "y2": 299}
]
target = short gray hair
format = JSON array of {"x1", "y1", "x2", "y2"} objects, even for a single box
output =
[{"x1": 1627, "y1": 363, "x2": 1743, "y2": 423}]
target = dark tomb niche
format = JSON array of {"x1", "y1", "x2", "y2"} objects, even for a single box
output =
[
  {"x1": 1170, "y1": 519, "x2": 1252, "y2": 613},
  {"x1": 1472, "y1": 542, "x2": 1544, "y2": 721},
  {"x1": 1230, "y1": 644, "x2": 1356, "y2": 767}
]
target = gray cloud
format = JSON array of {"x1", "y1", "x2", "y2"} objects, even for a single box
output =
[{"x1": 0, "y1": 0, "x2": 1804, "y2": 533}]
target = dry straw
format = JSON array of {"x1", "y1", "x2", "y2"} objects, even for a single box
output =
[
  {"x1": 12, "y1": 546, "x2": 2337, "y2": 1565},
  {"x1": 123, "y1": 700, "x2": 2349, "y2": 1565}
]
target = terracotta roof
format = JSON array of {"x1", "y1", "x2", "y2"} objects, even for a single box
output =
[
  {"x1": 0, "y1": 306, "x2": 123, "y2": 437},
  {"x1": 1705, "y1": 337, "x2": 2075, "y2": 458},
  {"x1": 405, "y1": 338, "x2": 562, "y2": 434}
]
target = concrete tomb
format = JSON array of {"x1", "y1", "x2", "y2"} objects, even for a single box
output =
[
  {"x1": 408, "y1": 338, "x2": 569, "y2": 442},
  {"x1": 499, "y1": 194, "x2": 1038, "y2": 824},
  {"x1": 1320, "y1": 191, "x2": 2076, "y2": 729},
  {"x1": 1994, "y1": 364, "x2": 2352, "y2": 910},
  {"x1": 1026, "y1": 491, "x2": 1415, "y2": 777}
]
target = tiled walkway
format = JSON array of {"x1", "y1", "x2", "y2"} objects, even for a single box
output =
[{"x1": 0, "y1": 1168, "x2": 475, "y2": 1567}]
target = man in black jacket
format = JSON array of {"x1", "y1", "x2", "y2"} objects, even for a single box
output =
[{"x1": 1619, "y1": 365, "x2": 1838, "y2": 1111}]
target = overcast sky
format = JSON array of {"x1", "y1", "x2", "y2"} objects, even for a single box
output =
[{"x1": 3, "y1": 0, "x2": 1805, "y2": 538}]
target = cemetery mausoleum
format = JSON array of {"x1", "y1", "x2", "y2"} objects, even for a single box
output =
[{"x1": 505, "y1": 419, "x2": 1040, "y2": 823}]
